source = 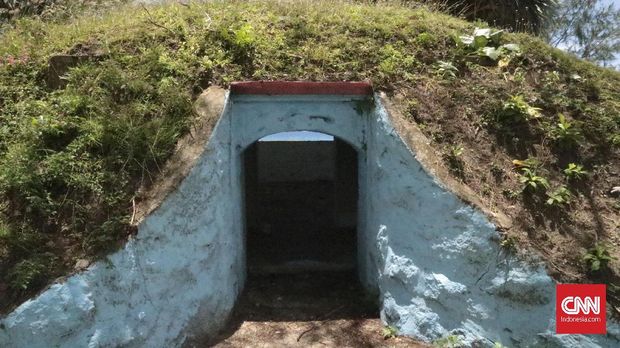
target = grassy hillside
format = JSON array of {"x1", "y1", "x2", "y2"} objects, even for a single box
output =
[{"x1": 0, "y1": 0, "x2": 618, "y2": 313}]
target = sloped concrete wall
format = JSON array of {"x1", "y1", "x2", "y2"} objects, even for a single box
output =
[
  {"x1": 369, "y1": 98, "x2": 619, "y2": 347},
  {"x1": 0, "y1": 91, "x2": 244, "y2": 347}
]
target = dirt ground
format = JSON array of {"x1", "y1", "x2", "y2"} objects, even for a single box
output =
[{"x1": 206, "y1": 272, "x2": 426, "y2": 348}]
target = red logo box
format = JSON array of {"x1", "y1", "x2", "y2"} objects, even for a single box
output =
[{"x1": 556, "y1": 284, "x2": 606, "y2": 334}]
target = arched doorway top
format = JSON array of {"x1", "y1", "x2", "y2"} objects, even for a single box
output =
[{"x1": 229, "y1": 93, "x2": 370, "y2": 153}]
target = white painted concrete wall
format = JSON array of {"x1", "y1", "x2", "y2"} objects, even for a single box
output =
[{"x1": 1, "y1": 92, "x2": 618, "y2": 348}]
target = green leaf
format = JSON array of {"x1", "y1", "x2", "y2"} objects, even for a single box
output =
[
  {"x1": 458, "y1": 35, "x2": 474, "y2": 46},
  {"x1": 473, "y1": 28, "x2": 493, "y2": 38},
  {"x1": 489, "y1": 30, "x2": 504, "y2": 44},
  {"x1": 481, "y1": 47, "x2": 500, "y2": 60},
  {"x1": 473, "y1": 35, "x2": 488, "y2": 49},
  {"x1": 501, "y1": 43, "x2": 520, "y2": 52}
]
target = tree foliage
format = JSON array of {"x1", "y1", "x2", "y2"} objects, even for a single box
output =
[
  {"x1": 442, "y1": 0, "x2": 557, "y2": 34},
  {"x1": 547, "y1": 0, "x2": 620, "y2": 67}
]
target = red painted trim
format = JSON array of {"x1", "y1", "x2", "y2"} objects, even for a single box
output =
[{"x1": 230, "y1": 81, "x2": 373, "y2": 95}]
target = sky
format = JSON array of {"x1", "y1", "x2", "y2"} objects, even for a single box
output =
[
  {"x1": 604, "y1": 0, "x2": 620, "y2": 67},
  {"x1": 259, "y1": 131, "x2": 334, "y2": 142}
]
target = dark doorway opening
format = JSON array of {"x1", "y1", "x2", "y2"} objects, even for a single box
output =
[
  {"x1": 214, "y1": 132, "x2": 377, "y2": 346},
  {"x1": 243, "y1": 132, "x2": 358, "y2": 274}
]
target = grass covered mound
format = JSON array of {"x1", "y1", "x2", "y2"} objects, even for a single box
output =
[{"x1": 0, "y1": 0, "x2": 618, "y2": 313}]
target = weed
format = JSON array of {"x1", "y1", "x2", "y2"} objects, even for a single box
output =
[
  {"x1": 435, "y1": 60, "x2": 458, "y2": 79},
  {"x1": 512, "y1": 157, "x2": 540, "y2": 170},
  {"x1": 500, "y1": 235, "x2": 517, "y2": 252},
  {"x1": 583, "y1": 244, "x2": 616, "y2": 273},
  {"x1": 518, "y1": 168, "x2": 550, "y2": 193},
  {"x1": 500, "y1": 95, "x2": 542, "y2": 123},
  {"x1": 563, "y1": 163, "x2": 588, "y2": 181},
  {"x1": 8, "y1": 255, "x2": 53, "y2": 291},
  {"x1": 457, "y1": 28, "x2": 520, "y2": 62},
  {"x1": 416, "y1": 32, "x2": 437, "y2": 47},
  {"x1": 382, "y1": 325, "x2": 398, "y2": 339},
  {"x1": 512, "y1": 158, "x2": 549, "y2": 193},
  {"x1": 444, "y1": 145, "x2": 464, "y2": 175},
  {"x1": 550, "y1": 113, "x2": 583, "y2": 148},
  {"x1": 433, "y1": 334, "x2": 463, "y2": 348},
  {"x1": 546, "y1": 186, "x2": 571, "y2": 206}
]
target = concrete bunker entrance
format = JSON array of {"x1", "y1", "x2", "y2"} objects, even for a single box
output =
[{"x1": 234, "y1": 130, "x2": 375, "y2": 322}]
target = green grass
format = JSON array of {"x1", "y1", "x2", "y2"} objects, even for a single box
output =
[{"x1": 0, "y1": 0, "x2": 618, "y2": 309}]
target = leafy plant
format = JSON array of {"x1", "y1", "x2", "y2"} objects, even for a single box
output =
[
  {"x1": 433, "y1": 334, "x2": 463, "y2": 348},
  {"x1": 382, "y1": 325, "x2": 398, "y2": 339},
  {"x1": 435, "y1": 60, "x2": 458, "y2": 79},
  {"x1": 457, "y1": 28, "x2": 521, "y2": 61},
  {"x1": 518, "y1": 168, "x2": 550, "y2": 192},
  {"x1": 563, "y1": 163, "x2": 588, "y2": 181},
  {"x1": 8, "y1": 256, "x2": 51, "y2": 291},
  {"x1": 500, "y1": 235, "x2": 517, "y2": 251},
  {"x1": 546, "y1": 186, "x2": 571, "y2": 206},
  {"x1": 512, "y1": 157, "x2": 540, "y2": 170},
  {"x1": 500, "y1": 95, "x2": 542, "y2": 122},
  {"x1": 444, "y1": 145, "x2": 464, "y2": 175},
  {"x1": 449, "y1": 145, "x2": 463, "y2": 158},
  {"x1": 550, "y1": 113, "x2": 583, "y2": 147},
  {"x1": 458, "y1": 28, "x2": 504, "y2": 49},
  {"x1": 583, "y1": 244, "x2": 616, "y2": 272}
]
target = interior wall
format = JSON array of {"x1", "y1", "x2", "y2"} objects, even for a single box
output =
[
  {"x1": 243, "y1": 137, "x2": 358, "y2": 273},
  {"x1": 257, "y1": 141, "x2": 335, "y2": 182},
  {"x1": 334, "y1": 139, "x2": 358, "y2": 230}
]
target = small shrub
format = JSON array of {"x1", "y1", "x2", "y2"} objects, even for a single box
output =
[
  {"x1": 435, "y1": 60, "x2": 458, "y2": 79},
  {"x1": 500, "y1": 95, "x2": 542, "y2": 123},
  {"x1": 433, "y1": 334, "x2": 463, "y2": 348},
  {"x1": 416, "y1": 32, "x2": 436, "y2": 47},
  {"x1": 456, "y1": 28, "x2": 520, "y2": 62},
  {"x1": 500, "y1": 235, "x2": 517, "y2": 252},
  {"x1": 546, "y1": 186, "x2": 571, "y2": 206},
  {"x1": 550, "y1": 113, "x2": 583, "y2": 148},
  {"x1": 8, "y1": 255, "x2": 52, "y2": 291},
  {"x1": 444, "y1": 144, "x2": 464, "y2": 175},
  {"x1": 382, "y1": 325, "x2": 398, "y2": 339},
  {"x1": 583, "y1": 244, "x2": 616, "y2": 273},
  {"x1": 512, "y1": 157, "x2": 540, "y2": 170},
  {"x1": 518, "y1": 168, "x2": 549, "y2": 192},
  {"x1": 563, "y1": 163, "x2": 588, "y2": 181}
]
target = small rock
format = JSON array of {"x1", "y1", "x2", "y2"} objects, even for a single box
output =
[
  {"x1": 46, "y1": 53, "x2": 105, "y2": 89},
  {"x1": 74, "y1": 259, "x2": 90, "y2": 271}
]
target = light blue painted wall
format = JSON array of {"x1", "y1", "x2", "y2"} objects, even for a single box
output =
[{"x1": 1, "y1": 92, "x2": 618, "y2": 348}]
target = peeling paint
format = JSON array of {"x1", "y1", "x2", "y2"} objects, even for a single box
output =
[{"x1": 0, "y1": 92, "x2": 618, "y2": 348}]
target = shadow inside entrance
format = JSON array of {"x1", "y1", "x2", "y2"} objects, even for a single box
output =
[{"x1": 210, "y1": 271, "x2": 380, "y2": 347}]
